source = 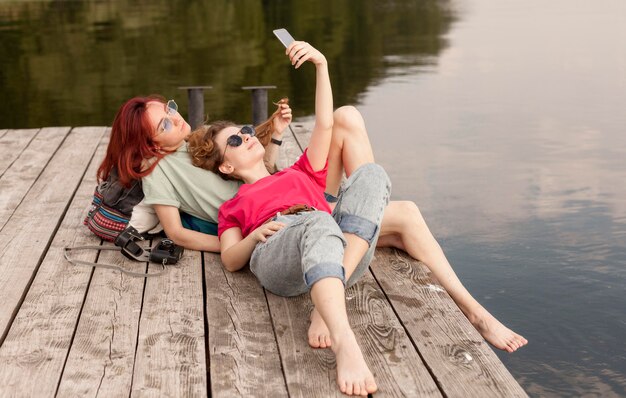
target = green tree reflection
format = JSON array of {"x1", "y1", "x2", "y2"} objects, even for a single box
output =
[{"x1": 0, "y1": 0, "x2": 456, "y2": 128}]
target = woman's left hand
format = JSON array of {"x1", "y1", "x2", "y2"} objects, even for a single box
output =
[
  {"x1": 273, "y1": 100, "x2": 293, "y2": 135},
  {"x1": 286, "y1": 41, "x2": 327, "y2": 69}
]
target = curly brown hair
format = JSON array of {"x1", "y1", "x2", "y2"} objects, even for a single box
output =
[
  {"x1": 188, "y1": 98, "x2": 290, "y2": 180},
  {"x1": 188, "y1": 121, "x2": 236, "y2": 180}
]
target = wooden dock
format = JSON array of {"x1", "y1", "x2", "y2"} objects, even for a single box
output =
[{"x1": 0, "y1": 126, "x2": 527, "y2": 397}]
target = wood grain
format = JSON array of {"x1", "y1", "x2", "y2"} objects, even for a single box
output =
[
  {"x1": 266, "y1": 270, "x2": 442, "y2": 398},
  {"x1": 130, "y1": 249, "x2": 207, "y2": 397},
  {"x1": 371, "y1": 248, "x2": 528, "y2": 397},
  {"x1": 0, "y1": 126, "x2": 105, "y2": 341},
  {"x1": 0, "y1": 128, "x2": 70, "y2": 230},
  {"x1": 0, "y1": 129, "x2": 108, "y2": 397},
  {"x1": 0, "y1": 129, "x2": 39, "y2": 179},
  {"x1": 57, "y1": 240, "x2": 149, "y2": 397},
  {"x1": 204, "y1": 253, "x2": 288, "y2": 397}
]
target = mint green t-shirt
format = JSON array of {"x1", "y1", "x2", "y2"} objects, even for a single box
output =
[{"x1": 142, "y1": 142, "x2": 241, "y2": 223}]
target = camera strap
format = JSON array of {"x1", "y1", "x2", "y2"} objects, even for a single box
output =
[{"x1": 63, "y1": 245, "x2": 168, "y2": 278}]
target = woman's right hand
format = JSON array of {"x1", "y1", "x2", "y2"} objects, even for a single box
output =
[
  {"x1": 286, "y1": 41, "x2": 327, "y2": 69},
  {"x1": 251, "y1": 221, "x2": 286, "y2": 243}
]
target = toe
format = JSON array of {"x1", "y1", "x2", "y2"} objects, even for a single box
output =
[
  {"x1": 359, "y1": 381, "x2": 367, "y2": 396},
  {"x1": 365, "y1": 378, "x2": 378, "y2": 394},
  {"x1": 325, "y1": 335, "x2": 332, "y2": 347},
  {"x1": 353, "y1": 383, "x2": 361, "y2": 396},
  {"x1": 345, "y1": 382, "x2": 353, "y2": 396},
  {"x1": 338, "y1": 379, "x2": 347, "y2": 393}
]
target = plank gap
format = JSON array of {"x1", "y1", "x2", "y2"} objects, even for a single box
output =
[
  {"x1": 0, "y1": 129, "x2": 40, "y2": 180},
  {"x1": 0, "y1": 128, "x2": 100, "y2": 346},
  {"x1": 369, "y1": 258, "x2": 449, "y2": 398},
  {"x1": 53, "y1": 248, "x2": 99, "y2": 398},
  {"x1": 128, "y1": 259, "x2": 150, "y2": 398},
  {"x1": 201, "y1": 253, "x2": 212, "y2": 398}
]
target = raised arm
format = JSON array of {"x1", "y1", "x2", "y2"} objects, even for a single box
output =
[{"x1": 286, "y1": 41, "x2": 333, "y2": 171}]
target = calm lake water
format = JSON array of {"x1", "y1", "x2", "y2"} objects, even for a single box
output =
[{"x1": 1, "y1": 0, "x2": 625, "y2": 396}]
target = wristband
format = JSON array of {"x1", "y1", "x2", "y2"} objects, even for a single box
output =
[{"x1": 271, "y1": 137, "x2": 283, "y2": 146}]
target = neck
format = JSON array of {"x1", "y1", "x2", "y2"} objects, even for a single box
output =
[{"x1": 239, "y1": 162, "x2": 272, "y2": 184}]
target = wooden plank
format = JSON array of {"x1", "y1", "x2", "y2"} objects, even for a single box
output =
[
  {"x1": 370, "y1": 249, "x2": 528, "y2": 397},
  {"x1": 130, "y1": 249, "x2": 207, "y2": 397},
  {"x1": 0, "y1": 129, "x2": 108, "y2": 397},
  {"x1": 0, "y1": 127, "x2": 70, "y2": 230},
  {"x1": 203, "y1": 253, "x2": 288, "y2": 397},
  {"x1": 0, "y1": 127, "x2": 106, "y2": 340},
  {"x1": 266, "y1": 271, "x2": 441, "y2": 398},
  {"x1": 56, "y1": 240, "x2": 149, "y2": 397},
  {"x1": 0, "y1": 129, "x2": 39, "y2": 178}
]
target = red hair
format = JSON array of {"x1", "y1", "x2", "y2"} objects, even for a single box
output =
[{"x1": 97, "y1": 95, "x2": 170, "y2": 187}]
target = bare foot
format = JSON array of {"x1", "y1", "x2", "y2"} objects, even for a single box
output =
[
  {"x1": 308, "y1": 307, "x2": 332, "y2": 348},
  {"x1": 332, "y1": 331, "x2": 377, "y2": 396},
  {"x1": 469, "y1": 308, "x2": 528, "y2": 353}
]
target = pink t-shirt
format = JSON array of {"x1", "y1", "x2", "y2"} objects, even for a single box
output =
[{"x1": 218, "y1": 150, "x2": 331, "y2": 238}]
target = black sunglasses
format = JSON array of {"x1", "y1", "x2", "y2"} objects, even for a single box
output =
[{"x1": 221, "y1": 125, "x2": 256, "y2": 162}]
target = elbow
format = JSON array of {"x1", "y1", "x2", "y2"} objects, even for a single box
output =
[
  {"x1": 163, "y1": 228, "x2": 187, "y2": 248},
  {"x1": 318, "y1": 120, "x2": 334, "y2": 132},
  {"x1": 220, "y1": 254, "x2": 240, "y2": 272}
]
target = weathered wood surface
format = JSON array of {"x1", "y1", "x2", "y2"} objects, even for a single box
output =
[
  {"x1": 0, "y1": 125, "x2": 527, "y2": 398},
  {"x1": 131, "y1": 249, "x2": 207, "y2": 397},
  {"x1": 0, "y1": 128, "x2": 70, "y2": 230},
  {"x1": 0, "y1": 129, "x2": 107, "y2": 396},
  {"x1": 0, "y1": 129, "x2": 39, "y2": 178},
  {"x1": 371, "y1": 249, "x2": 528, "y2": 397},
  {"x1": 0, "y1": 127, "x2": 106, "y2": 342},
  {"x1": 56, "y1": 240, "x2": 148, "y2": 397},
  {"x1": 204, "y1": 253, "x2": 288, "y2": 397}
]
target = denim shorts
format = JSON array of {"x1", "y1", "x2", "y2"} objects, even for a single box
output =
[{"x1": 250, "y1": 163, "x2": 391, "y2": 297}]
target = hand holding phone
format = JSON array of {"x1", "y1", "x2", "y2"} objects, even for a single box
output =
[{"x1": 273, "y1": 28, "x2": 295, "y2": 48}]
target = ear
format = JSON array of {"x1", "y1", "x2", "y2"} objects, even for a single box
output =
[{"x1": 219, "y1": 162, "x2": 235, "y2": 176}]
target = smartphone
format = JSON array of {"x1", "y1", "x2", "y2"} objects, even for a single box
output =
[{"x1": 273, "y1": 28, "x2": 295, "y2": 48}]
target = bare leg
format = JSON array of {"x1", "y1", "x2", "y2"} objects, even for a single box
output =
[
  {"x1": 310, "y1": 277, "x2": 377, "y2": 396},
  {"x1": 309, "y1": 105, "x2": 375, "y2": 349},
  {"x1": 313, "y1": 106, "x2": 528, "y2": 353},
  {"x1": 378, "y1": 201, "x2": 528, "y2": 352}
]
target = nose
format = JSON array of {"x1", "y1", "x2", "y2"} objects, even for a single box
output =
[
  {"x1": 173, "y1": 113, "x2": 184, "y2": 126},
  {"x1": 242, "y1": 133, "x2": 250, "y2": 142}
]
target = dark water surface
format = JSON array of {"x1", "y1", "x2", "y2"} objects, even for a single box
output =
[{"x1": 1, "y1": 0, "x2": 625, "y2": 396}]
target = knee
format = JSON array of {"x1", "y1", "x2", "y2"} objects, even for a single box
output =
[
  {"x1": 333, "y1": 105, "x2": 363, "y2": 131},
  {"x1": 396, "y1": 201, "x2": 424, "y2": 227},
  {"x1": 354, "y1": 163, "x2": 391, "y2": 196}
]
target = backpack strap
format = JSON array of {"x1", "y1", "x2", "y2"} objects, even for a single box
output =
[{"x1": 63, "y1": 246, "x2": 168, "y2": 278}]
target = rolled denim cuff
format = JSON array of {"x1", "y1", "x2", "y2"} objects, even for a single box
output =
[
  {"x1": 337, "y1": 212, "x2": 379, "y2": 246},
  {"x1": 324, "y1": 192, "x2": 339, "y2": 203},
  {"x1": 304, "y1": 262, "x2": 345, "y2": 288}
]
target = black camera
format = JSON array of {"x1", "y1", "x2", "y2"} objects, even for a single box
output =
[{"x1": 114, "y1": 226, "x2": 184, "y2": 265}]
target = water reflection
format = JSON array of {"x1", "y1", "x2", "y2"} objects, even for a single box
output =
[
  {"x1": 361, "y1": 1, "x2": 626, "y2": 395},
  {"x1": 0, "y1": 0, "x2": 456, "y2": 128}
]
